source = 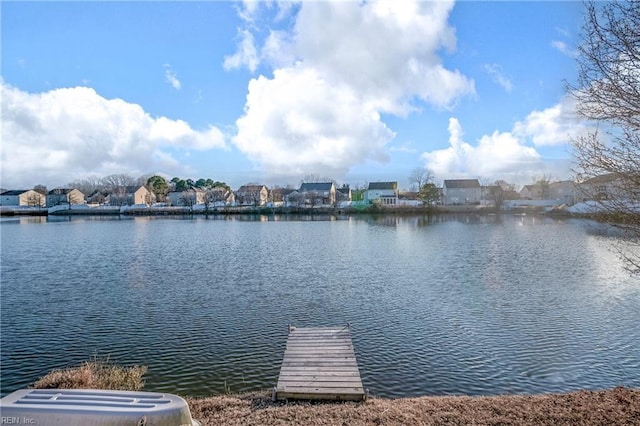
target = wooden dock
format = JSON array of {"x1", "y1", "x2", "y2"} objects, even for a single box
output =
[{"x1": 274, "y1": 325, "x2": 365, "y2": 401}]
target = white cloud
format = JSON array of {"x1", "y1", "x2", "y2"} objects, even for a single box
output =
[
  {"x1": 513, "y1": 97, "x2": 592, "y2": 146},
  {"x1": 234, "y1": 66, "x2": 394, "y2": 177},
  {"x1": 223, "y1": 29, "x2": 260, "y2": 72},
  {"x1": 551, "y1": 40, "x2": 577, "y2": 58},
  {"x1": 422, "y1": 118, "x2": 541, "y2": 183},
  {"x1": 422, "y1": 96, "x2": 590, "y2": 184},
  {"x1": 229, "y1": 0, "x2": 475, "y2": 179},
  {"x1": 292, "y1": 0, "x2": 473, "y2": 112},
  {"x1": 163, "y1": 64, "x2": 181, "y2": 90},
  {"x1": 484, "y1": 63, "x2": 513, "y2": 93},
  {"x1": 262, "y1": 30, "x2": 295, "y2": 68},
  {"x1": 237, "y1": 0, "x2": 261, "y2": 23},
  {"x1": 0, "y1": 83, "x2": 226, "y2": 188}
]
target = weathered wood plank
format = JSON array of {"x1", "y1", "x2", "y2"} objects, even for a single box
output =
[
  {"x1": 275, "y1": 325, "x2": 365, "y2": 401},
  {"x1": 278, "y1": 376, "x2": 362, "y2": 386},
  {"x1": 287, "y1": 338, "x2": 353, "y2": 343},
  {"x1": 286, "y1": 346, "x2": 353, "y2": 354},
  {"x1": 278, "y1": 380, "x2": 363, "y2": 388},
  {"x1": 289, "y1": 326, "x2": 346, "y2": 331},
  {"x1": 278, "y1": 371, "x2": 360, "y2": 382},
  {"x1": 281, "y1": 358, "x2": 358, "y2": 363},
  {"x1": 277, "y1": 386, "x2": 364, "y2": 394},
  {"x1": 281, "y1": 362, "x2": 358, "y2": 368},
  {"x1": 284, "y1": 354, "x2": 356, "y2": 359},
  {"x1": 279, "y1": 367, "x2": 361, "y2": 373}
]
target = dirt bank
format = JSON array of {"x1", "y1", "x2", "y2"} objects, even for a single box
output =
[{"x1": 187, "y1": 387, "x2": 640, "y2": 426}]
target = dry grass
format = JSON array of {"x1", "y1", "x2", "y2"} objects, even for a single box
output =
[
  {"x1": 30, "y1": 362, "x2": 640, "y2": 425},
  {"x1": 187, "y1": 387, "x2": 640, "y2": 426},
  {"x1": 32, "y1": 359, "x2": 147, "y2": 391}
]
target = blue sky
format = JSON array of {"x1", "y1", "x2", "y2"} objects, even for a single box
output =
[{"x1": 1, "y1": 1, "x2": 592, "y2": 190}]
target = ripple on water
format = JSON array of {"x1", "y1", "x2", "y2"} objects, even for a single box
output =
[{"x1": 1, "y1": 216, "x2": 639, "y2": 397}]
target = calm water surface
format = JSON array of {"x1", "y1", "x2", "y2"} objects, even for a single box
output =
[{"x1": 1, "y1": 214, "x2": 638, "y2": 398}]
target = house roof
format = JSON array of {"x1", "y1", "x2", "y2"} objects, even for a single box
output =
[
  {"x1": 399, "y1": 191, "x2": 418, "y2": 200},
  {"x1": 208, "y1": 187, "x2": 229, "y2": 193},
  {"x1": 443, "y1": 179, "x2": 480, "y2": 189},
  {"x1": 124, "y1": 185, "x2": 145, "y2": 193},
  {"x1": 237, "y1": 185, "x2": 266, "y2": 192},
  {"x1": 368, "y1": 182, "x2": 397, "y2": 190},
  {"x1": 88, "y1": 189, "x2": 109, "y2": 198},
  {"x1": 300, "y1": 182, "x2": 334, "y2": 192},
  {"x1": 48, "y1": 188, "x2": 75, "y2": 195},
  {"x1": 550, "y1": 180, "x2": 577, "y2": 189},
  {"x1": 280, "y1": 188, "x2": 297, "y2": 196},
  {"x1": 1, "y1": 190, "x2": 30, "y2": 196},
  {"x1": 582, "y1": 173, "x2": 619, "y2": 185}
]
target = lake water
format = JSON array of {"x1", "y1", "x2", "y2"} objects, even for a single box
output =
[{"x1": 1, "y1": 214, "x2": 638, "y2": 398}]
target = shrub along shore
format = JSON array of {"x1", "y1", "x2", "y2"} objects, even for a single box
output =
[{"x1": 29, "y1": 361, "x2": 640, "y2": 425}]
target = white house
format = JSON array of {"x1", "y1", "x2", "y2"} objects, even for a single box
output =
[
  {"x1": 442, "y1": 179, "x2": 481, "y2": 205},
  {"x1": 367, "y1": 182, "x2": 398, "y2": 206},
  {"x1": 519, "y1": 184, "x2": 542, "y2": 200},
  {"x1": 578, "y1": 174, "x2": 628, "y2": 202},
  {"x1": 549, "y1": 180, "x2": 579, "y2": 206}
]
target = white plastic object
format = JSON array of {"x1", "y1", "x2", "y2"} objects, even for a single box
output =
[{"x1": 0, "y1": 388, "x2": 200, "y2": 426}]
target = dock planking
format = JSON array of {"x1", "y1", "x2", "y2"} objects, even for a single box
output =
[{"x1": 274, "y1": 325, "x2": 366, "y2": 401}]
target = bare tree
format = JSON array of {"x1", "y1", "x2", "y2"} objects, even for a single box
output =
[
  {"x1": 109, "y1": 186, "x2": 129, "y2": 206},
  {"x1": 180, "y1": 191, "x2": 197, "y2": 212},
  {"x1": 485, "y1": 185, "x2": 503, "y2": 209},
  {"x1": 569, "y1": 1, "x2": 640, "y2": 273},
  {"x1": 68, "y1": 176, "x2": 102, "y2": 196},
  {"x1": 306, "y1": 190, "x2": 323, "y2": 207},
  {"x1": 301, "y1": 174, "x2": 334, "y2": 184},
  {"x1": 532, "y1": 175, "x2": 552, "y2": 200},
  {"x1": 270, "y1": 186, "x2": 284, "y2": 204},
  {"x1": 286, "y1": 191, "x2": 304, "y2": 207},
  {"x1": 101, "y1": 174, "x2": 135, "y2": 191},
  {"x1": 26, "y1": 191, "x2": 44, "y2": 208},
  {"x1": 34, "y1": 184, "x2": 48, "y2": 195},
  {"x1": 408, "y1": 168, "x2": 434, "y2": 192},
  {"x1": 484, "y1": 180, "x2": 516, "y2": 209}
]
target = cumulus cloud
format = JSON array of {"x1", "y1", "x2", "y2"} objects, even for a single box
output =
[
  {"x1": 422, "y1": 96, "x2": 591, "y2": 184},
  {"x1": 235, "y1": 66, "x2": 393, "y2": 177},
  {"x1": 0, "y1": 83, "x2": 226, "y2": 188},
  {"x1": 422, "y1": 118, "x2": 540, "y2": 182},
  {"x1": 228, "y1": 0, "x2": 475, "y2": 179},
  {"x1": 163, "y1": 64, "x2": 181, "y2": 90},
  {"x1": 513, "y1": 96, "x2": 592, "y2": 146}
]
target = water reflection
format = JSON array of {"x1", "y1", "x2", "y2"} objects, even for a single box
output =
[{"x1": 1, "y1": 215, "x2": 638, "y2": 398}]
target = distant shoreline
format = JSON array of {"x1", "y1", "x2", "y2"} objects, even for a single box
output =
[{"x1": 1, "y1": 204, "x2": 579, "y2": 218}]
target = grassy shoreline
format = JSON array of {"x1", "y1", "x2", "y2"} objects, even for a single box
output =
[
  {"x1": 186, "y1": 387, "x2": 640, "y2": 425},
  {"x1": 30, "y1": 363, "x2": 639, "y2": 424}
]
